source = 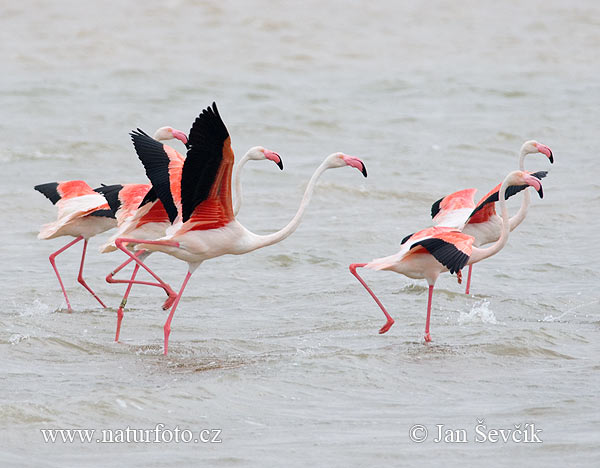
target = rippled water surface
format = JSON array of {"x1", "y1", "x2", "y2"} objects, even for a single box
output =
[{"x1": 1, "y1": 0, "x2": 599, "y2": 466}]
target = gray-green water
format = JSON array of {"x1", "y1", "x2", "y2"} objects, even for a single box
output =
[{"x1": 1, "y1": 0, "x2": 599, "y2": 466}]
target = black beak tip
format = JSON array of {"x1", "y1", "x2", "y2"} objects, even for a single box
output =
[
  {"x1": 277, "y1": 159, "x2": 284, "y2": 170},
  {"x1": 538, "y1": 187, "x2": 544, "y2": 199},
  {"x1": 361, "y1": 162, "x2": 368, "y2": 178},
  {"x1": 549, "y1": 152, "x2": 554, "y2": 164}
]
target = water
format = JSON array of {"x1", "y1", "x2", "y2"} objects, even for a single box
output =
[{"x1": 1, "y1": 0, "x2": 599, "y2": 466}]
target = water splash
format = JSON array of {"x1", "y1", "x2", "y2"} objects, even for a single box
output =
[
  {"x1": 458, "y1": 300, "x2": 497, "y2": 324},
  {"x1": 9, "y1": 334, "x2": 30, "y2": 345},
  {"x1": 18, "y1": 299, "x2": 53, "y2": 317},
  {"x1": 542, "y1": 299, "x2": 599, "y2": 322}
]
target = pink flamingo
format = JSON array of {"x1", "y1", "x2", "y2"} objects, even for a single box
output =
[
  {"x1": 99, "y1": 145, "x2": 283, "y2": 341},
  {"x1": 35, "y1": 180, "x2": 116, "y2": 311},
  {"x1": 34, "y1": 127, "x2": 187, "y2": 312},
  {"x1": 115, "y1": 102, "x2": 367, "y2": 354},
  {"x1": 431, "y1": 140, "x2": 553, "y2": 294},
  {"x1": 98, "y1": 126, "x2": 190, "y2": 308},
  {"x1": 349, "y1": 171, "x2": 543, "y2": 343}
]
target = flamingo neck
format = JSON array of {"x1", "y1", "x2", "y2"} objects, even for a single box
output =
[
  {"x1": 233, "y1": 151, "x2": 252, "y2": 216},
  {"x1": 509, "y1": 147, "x2": 532, "y2": 231},
  {"x1": 470, "y1": 177, "x2": 511, "y2": 264},
  {"x1": 244, "y1": 160, "x2": 330, "y2": 251}
]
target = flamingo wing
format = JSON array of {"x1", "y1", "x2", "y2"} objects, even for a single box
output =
[
  {"x1": 35, "y1": 180, "x2": 99, "y2": 203},
  {"x1": 409, "y1": 230, "x2": 474, "y2": 274},
  {"x1": 34, "y1": 182, "x2": 62, "y2": 204},
  {"x1": 35, "y1": 181, "x2": 114, "y2": 239},
  {"x1": 467, "y1": 170, "x2": 548, "y2": 224},
  {"x1": 95, "y1": 183, "x2": 155, "y2": 225},
  {"x1": 430, "y1": 188, "x2": 477, "y2": 229},
  {"x1": 402, "y1": 226, "x2": 455, "y2": 247},
  {"x1": 94, "y1": 184, "x2": 121, "y2": 211},
  {"x1": 93, "y1": 184, "x2": 124, "y2": 219},
  {"x1": 181, "y1": 102, "x2": 235, "y2": 229},
  {"x1": 130, "y1": 129, "x2": 185, "y2": 223},
  {"x1": 369, "y1": 226, "x2": 468, "y2": 271},
  {"x1": 35, "y1": 180, "x2": 113, "y2": 219}
]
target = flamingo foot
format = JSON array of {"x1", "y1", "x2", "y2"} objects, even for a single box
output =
[
  {"x1": 424, "y1": 333, "x2": 432, "y2": 343},
  {"x1": 161, "y1": 294, "x2": 177, "y2": 310},
  {"x1": 379, "y1": 318, "x2": 395, "y2": 334},
  {"x1": 456, "y1": 270, "x2": 462, "y2": 284},
  {"x1": 163, "y1": 324, "x2": 171, "y2": 355}
]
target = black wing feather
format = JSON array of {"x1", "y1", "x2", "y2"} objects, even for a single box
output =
[
  {"x1": 34, "y1": 182, "x2": 61, "y2": 204},
  {"x1": 401, "y1": 232, "x2": 415, "y2": 245},
  {"x1": 138, "y1": 186, "x2": 158, "y2": 208},
  {"x1": 87, "y1": 209, "x2": 115, "y2": 218},
  {"x1": 410, "y1": 238, "x2": 469, "y2": 274},
  {"x1": 130, "y1": 130, "x2": 178, "y2": 223},
  {"x1": 430, "y1": 197, "x2": 443, "y2": 219},
  {"x1": 181, "y1": 102, "x2": 230, "y2": 223},
  {"x1": 94, "y1": 184, "x2": 123, "y2": 215}
]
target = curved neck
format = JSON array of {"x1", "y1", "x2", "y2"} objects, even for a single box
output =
[
  {"x1": 233, "y1": 152, "x2": 252, "y2": 216},
  {"x1": 244, "y1": 160, "x2": 330, "y2": 251},
  {"x1": 509, "y1": 189, "x2": 530, "y2": 231},
  {"x1": 518, "y1": 147, "x2": 528, "y2": 171},
  {"x1": 509, "y1": 147, "x2": 532, "y2": 231},
  {"x1": 470, "y1": 177, "x2": 511, "y2": 264}
]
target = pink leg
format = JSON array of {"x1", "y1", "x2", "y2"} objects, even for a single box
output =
[
  {"x1": 465, "y1": 264, "x2": 473, "y2": 295},
  {"x1": 349, "y1": 263, "x2": 395, "y2": 334},
  {"x1": 424, "y1": 285, "x2": 434, "y2": 342},
  {"x1": 163, "y1": 270, "x2": 193, "y2": 355},
  {"x1": 107, "y1": 249, "x2": 177, "y2": 310},
  {"x1": 106, "y1": 253, "x2": 139, "y2": 282},
  {"x1": 114, "y1": 262, "x2": 141, "y2": 342},
  {"x1": 115, "y1": 238, "x2": 179, "y2": 303},
  {"x1": 106, "y1": 250, "x2": 163, "y2": 288},
  {"x1": 76, "y1": 239, "x2": 107, "y2": 308},
  {"x1": 48, "y1": 236, "x2": 84, "y2": 312}
]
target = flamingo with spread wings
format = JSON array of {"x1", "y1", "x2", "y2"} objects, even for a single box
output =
[
  {"x1": 98, "y1": 139, "x2": 283, "y2": 341},
  {"x1": 350, "y1": 171, "x2": 544, "y2": 343},
  {"x1": 115, "y1": 102, "x2": 367, "y2": 354},
  {"x1": 34, "y1": 127, "x2": 187, "y2": 312},
  {"x1": 431, "y1": 140, "x2": 553, "y2": 293},
  {"x1": 35, "y1": 180, "x2": 116, "y2": 311}
]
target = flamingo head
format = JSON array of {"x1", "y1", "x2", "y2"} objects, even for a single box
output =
[
  {"x1": 327, "y1": 153, "x2": 367, "y2": 177},
  {"x1": 153, "y1": 127, "x2": 188, "y2": 145},
  {"x1": 247, "y1": 146, "x2": 284, "y2": 170},
  {"x1": 509, "y1": 170, "x2": 545, "y2": 198},
  {"x1": 521, "y1": 140, "x2": 554, "y2": 164}
]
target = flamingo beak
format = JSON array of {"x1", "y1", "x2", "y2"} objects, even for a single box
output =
[
  {"x1": 524, "y1": 174, "x2": 544, "y2": 198},
  {"x1": 264, "y1": 150, "x2": 284, "y2": 170},
  {"x1": 537, "y1": 144, "x2": 554, "y2": 164},
  {"x1": 343, "y1": 156, "x2": 368, "y2": 177},
  {"x1": 172, "y1": 130, "x2": 188, "y2": 145}
]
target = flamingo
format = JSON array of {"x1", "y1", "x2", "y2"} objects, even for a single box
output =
[
  {"x1": 98, "y1": 145, "x2": 284, "y2": 341},
  {"x1": 115, "y1": 102, "x2": 367, "y2": 354},
  {"x1": 430, "y1": 140, "x2": 553, "y2": 294},
  {"x1": 349, "y1": 170, "x2": 543, "y2": 343},
  {"x1": 34, "y1": 180, "x2": 116, "y2": 311},
  {"x1": 34, "y1": 127, "x2": 187, "y2": 312}
]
